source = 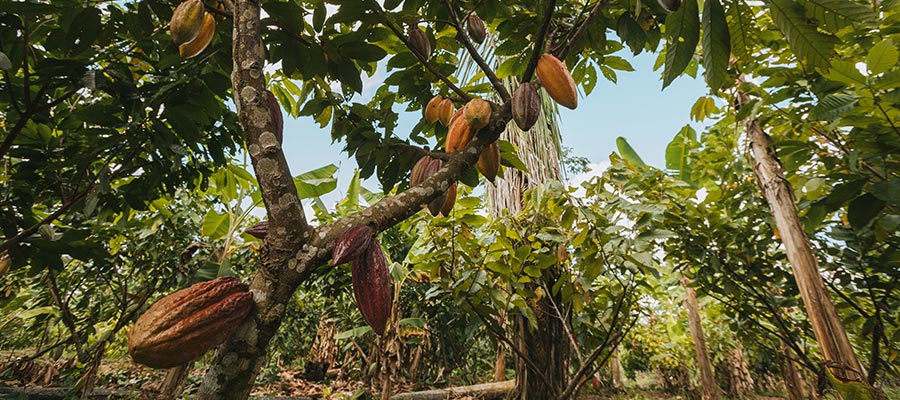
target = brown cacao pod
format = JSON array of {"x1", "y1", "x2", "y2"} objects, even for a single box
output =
[
  {"x1": 407, "y1": 25, "x2": 432, "y2": 59},
  {"x1": 477, "y1": 142, "x2": 500, "y2": 183},
  {"x1": 463, "y1": 98, "x2": 492, "y2": 130},
  {"x1": 437, "y1": 98, "x2": 455, "y2": 126},
  {"x1": 170, "y1": 0, "x2": 206, "y2": 45},
  {"x1": 351, "y1": 241, "x2": 392, "y2": 335},
  {"x1": 178, "y1": 12, "x2": 215, "y2": 58},
  {"x1": 245, "y1": 221, "x2": 268, "y2": 239},
  {"x1": 333, "y1": 225, "x2": 375, "y2": 266},
  {"x1": 128, "y1": 276, "x2": 253, "y2": 368},
  {"x1": 512, "y1": 82, "x2": 540, "y2": 131},
  {"x1": 424, "y1": 95, "x2": 442, "y2": 124},
  {"x1": 265, "y1": 90, "x2": 284, "y2": 144},
  {"x1": 466, "y1": 14, "x2": 487, "y2": 44},
  {"x1": 658, "y1": 0, "x2": 682, "y2": 12},
  {"x1": 425, "y1": 158, "x2": 448, "y2": 216},
  {"x1": 440, "y1": 182, "x2": 457, "y2": 216},
  {"x1": 445, "y1": 116, "x2": 474, "y2": 153},
  {"x1": 410, "y1": 155, "x2": 434, "y2": 187},
  {"x1": 536, "y1": 54, "x2": 578, "y2": 110}
]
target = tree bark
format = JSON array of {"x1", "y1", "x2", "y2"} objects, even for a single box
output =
[
  {"x1": 681, "y1": 274, "x2": 719, "y2": 400},
  {"x1": 158, "y1": 362, "x2": 193, "y2": 400},
  {"x1": 514, "y1": 289, "x2": 568, "y2": 400},
  {"x1": 779, "y1": 341, "x2": 806, "y2": 400},
  {"x1": 610, "y1": 346, "x2": 624, "y2": 390},
  {"x1": 743, "y1": 114, "x2": 866, "y2": 383},
  {"x1": 389, "y1": 380, "x2": 514, "y2": 400}
]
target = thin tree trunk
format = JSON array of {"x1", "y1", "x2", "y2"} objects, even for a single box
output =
[
  {"x1": 159, "y1": 362, "x2": 193, "y2": 400},
  {"x1": 610, "y1": 346, "x2": 624, "y2": 390},
  {"x1": 681, "y1": 274, "x2": 719, "y2": 400},
  {"x1": 779, "y1": 341, "x2": 806, "y2": 400},
  {"x1": 493, "y1": 339, "x2": 507, "y2": 382}
]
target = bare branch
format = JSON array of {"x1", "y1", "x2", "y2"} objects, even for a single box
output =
[
  {"x1": 442, "y1": 0, "x2": 511, "y2": 102},
  {"x1": 522, "y1": 0, "x2": 558, "y2": 83},
  {"x1": 551, "y1": 0, "x2": 606, "y2": 60}
]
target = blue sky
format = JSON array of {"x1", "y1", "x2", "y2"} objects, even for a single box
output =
[{"x1": 276, "y1": 51, "x2": 709, "y2": 208}]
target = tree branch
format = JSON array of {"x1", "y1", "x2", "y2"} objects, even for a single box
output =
[
  {"x1": 551, "y1": 0, "x2": 606, "y2": 60},
  {"x1": 442, "y1": 0, "x2": 511, "y2": 102},
  {"x1": 0, "y1": 187, "x2": 91, "y2": 253},
  {"x1": 522, "y1": 0, "x2": 558, "y2": 83},
  {"x1": 46, "y1": 268, "x2": 86, "y2": 361}
]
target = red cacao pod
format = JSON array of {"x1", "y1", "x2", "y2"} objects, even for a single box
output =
[
  {"x1": 536, "y1": 54, "x2": 578, "y2": 109},
  {"x1": 351, "y1": 241, "x2": 392, "y2": 335},
  {"x1": 265, "y1": 90, "x2": 284, "y2": 144},
  {"x1": 477, "y1": 141, "x2": 500, "y2": 183},
  {"x1": 128, "y1": 276, "x2": 253, "y2": 368},
  {"x1": 410, "y1": 155, "x2": 434, "y2": 187},
  {"x1": 245, "y1": 221, "x2": 268, "y2": 239},
  {"x1": 333, "y1": 225, "x2": 375, "y2": 266},
  {"x1": 407, "y1": 25, "x2": 432, "y2": 59},
  {"x1": 466, "y1": 14, "x2": 487, "y2": 44},
  {"x1": 170, "y1": 0, "x2": 206, "y2": 45},
  {"x1": 425, "y1": 158, "x2": 448, "y2": 216},
  {"x1": 440, "y1": 182, "x2": 457, "y2": 216},
  {"x1": 512, "y1": 82, "x2": 540, "y2": 131}
]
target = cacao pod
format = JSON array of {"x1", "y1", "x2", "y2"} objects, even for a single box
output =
[
  {"x1": 437, "y1": 98, "x2": 455, "y2": 126},
  {"x1": 178, "y1": 12, "x2": 215, "y2": 58},
  {"x1": 424, "y1": 95, "x2": 443, "y2": 124},
  {"x1": 440, "y1": 182, "x2": 457, "y2": 216},
  {"x1": 407, "y1": 25, "x2": 432, "y2": 59},
  {"x1": 410, "y1": 155, "x2": 434, "y2": 187},
  {"x1": 265, "y1": 90, "x2": 284, "y2": 144},
  {"x1": 447, "y1": 105, "x2": 464, "y2": 126},
  {"x1": 463, "y1": 98, "x2": 492, "y2": 130},
  {"x1": 351, "y1": 241, "x2": 392, "y2": 335},
  {"x1": 477, "y1": 142, "x2": 500, "y2": 183},
  {"x1": 170, "y1": 0, "x2": 206, "y2": 45},
  {"x1": 333, "y1": 225, "x2": 375, "y2": 266},
  {"x1": 245, "y1": 221, "x2": 268, "y2": 239},
  {"x1": 425, "y1": 158, "x2": 448, "y2": 216},
  {"x1": 536, "y1": 54, "x2": 578, "y2": 110},
  {"x1": 129, "y1": 276, "x2": 253, "y2": 368},
  {"x1": 466, "y1": 14, "x2": 487, "y2": 44},
  {"x1": 512, "y1": 82, "x2": 540, "y2": 131},
  {"x1": 658, "y1": 0, "x2": 682, "y2": 12},
  {"x1": 445, "y1": 116, "x2": 474, "y2": 153}
]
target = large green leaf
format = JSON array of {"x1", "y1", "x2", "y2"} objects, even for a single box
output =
[
  {"x1": 294, "y1": 164, "x2": 339, "y2": 199},
  {"x1": 812, "y1": 94, "x2": 859, "y2": 120},
  {"x1": 800, "y1": 0, "x2": 877, "y2": 32},
  {"x1": 616, "y1": 137, "x2": 647, "y2": 167},
  {"x1": 767, "y1": 0, "x2": 838, "y2": 71},
  {"x1": 867, "y1": 39, "x2": 899, "y2": 76},
  {"x1": 202, "y1": 210, "x2": 231, "y2": 240},
  {"x1": 702, "y1": 0, "x2": 731, "y2": 92},
  {"x1": 662, "y1": 0, "x2": 701, "y2": 89},
  {"x1": 665, "y1": 125, "x2": 699, "y2": 183},
  {"x1": 726, "y1": 0, "x2": 756, "y2": 61}
]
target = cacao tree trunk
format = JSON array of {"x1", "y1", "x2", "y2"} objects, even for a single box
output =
[
  {"x1": 514, "y1": 292, "x2": 568, "y2": 399},
  {"x1": 779, "y1": 341, "x2": 807, "y2": 400},
  {"x1": 159, "y1": 362, "x2": 193, "y2": 400},
  {"x1": 743, "y1": 113, "x2": 866, "y2": 383},
  {"x1": 717, "y1": 347, "x2": 753, "y2": 398},
  {"x1": 681, "y1": 274, "x2": 719, "y2": 400}
]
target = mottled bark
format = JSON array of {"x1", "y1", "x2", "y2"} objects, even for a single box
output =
[
  {"x1": 514, "y1": 290, "x2": 568, "y2": 400},
  {"x1": 681, "y1": 275, "x2": 719, "y2": 400},
  {"x1": 779, "y1": 341, "x2": 806, "y2": 400}
]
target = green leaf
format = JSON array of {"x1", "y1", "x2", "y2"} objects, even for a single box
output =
[
  {"x1": 617, "y1": 13, "x2": 648, "y2": 55},
  {"x1": 867, "y1": 39, "x2": 899, "y2": 76},
  {"x1": 800, "y1": 0, "x2": 877, "y2": 32},
  {"x1": 702, "y1": 0, "x2": 730, "y2": 92},
  {"x1": 202, "y1": 210, "x2": 231, "y2": 240},
  {"x1": 847, "y1": 193, "x2": 885, "y2": 229},
  {"x1": 726, "y1": 0, "x2": 755, "y2": 61},
  {"x1": 294, "y1": 164, "x2": 339, "y2": 199},
  {"x1": 767, "y1": 0, "x2": 838, "y2": 71},
  {"x1": 822, "y1": 61, "x2": 867, "y2": 85},
  {"x1": 812, "y1": 94, "x2": 859, "y2": 120},
  {"x1": 665, "y1": 125, "x2": 699, "y2": 182},
  {"x1": 662, "y1": 0, "x2": 701, "y2": 89},
  {"x1": 871, "y1": 179, "x2": 900, "y2": 207},
  {"x1": 616, "y1": 137, "x2": 647, "y2": 167}
]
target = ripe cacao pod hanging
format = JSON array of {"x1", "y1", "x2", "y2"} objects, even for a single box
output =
[
  {"x1": 351, "y1": 241, "x2": 392, "y2": 335},
  {"x1": 265, "y1": 90, "x2": 284, "y2": 144},
  {"x1": 128, "y1": 276, "x2": 254, "y2": 369},
  {"x1": 445, "y1": 116, "x2": 474, "y2": 153},
  {"x1": 178, "y1": 12, "x2": 215, "y2": 58},
  {"x1": 536, "y1": 54, "x2": 578, "y2": 110},
  {"x1": 407, "y1": 25, "x2": 432, "y2": 59},
  {"x1": 333, "y1": 225, "x2": 375, "y2": 266},
  {"x1": 424, "y1": 95, "x2": 443, "y2": 124},
  {"x1": 463, "y1": 98, "x2": 492, "y2": 130},
  {"x1": 512, "y1": 82, "x2": 540, "y2": 131},
  {"x1": 477, "y1": 142, "x2": 500, "y2": 183},
  {"x1": 466, "y1": 14, "x2": 487, "y2": 44},
  {"x1": 425, "y1": 158, "x2": 448, "y2": 216},
  {"x1": 437, "y1": 98, "x2": 455, "y2": 126},
  {"x1": 658, "y1": 0, "x2": 682, "y2": 12},
  {"x1": 410, "y1": 155, "x2": 434, "y2": 187},
  {"x1": 170, "y1": 0, "x2": 206, "y2": 45},
  {"x1": 245, "y1": 221, "x2": 268, "y2": 239},
  {"x1": 440, "y1": 182, "x2": 457, "y2": 216}
]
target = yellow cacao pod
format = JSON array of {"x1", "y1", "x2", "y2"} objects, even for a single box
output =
[
  {"x1": 424, "y1": 95, "x2": 442, "y2": 124},
  {"x1": 536, "y1": 54, "x2": 578, "y2": 109},
  {"x1": 437, "y1": 98, "x2": 455, "y2": 126},
  {"x1": 463, "y1": 98, "x2": 491, "y2": 130},
  {"x1": 178, "y1": 12, "x2": 215, "y2": 58},
  {"x1": 477, "y1": 142, "x2": 500, "y2": 183},
  {"x1": 170, "y1": 0, "x2": 206, "y2": 45}
]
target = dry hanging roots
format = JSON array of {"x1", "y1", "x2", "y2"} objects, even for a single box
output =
[
  {"x1": 332, "y1": 225, "x2": 375, "y2": 266},
  {"x1": 350, "y1": 238, "x2": 392, "y2": 335},
  {"x1": 178, "y1": 11, "x2": 215, "y2": 58},
  {"x1": 128, "y1": 276, "x2": 253, "y2": 368},
  {"x1": 265, "y1": 90, "x2": 284, "y2": 144},
  {"x1": 536, "y1": 54, "x2": 578, "y2": 110},
  {"x1": 512, "y1": 82, "x2": 540, "y2": 131},
  {"x1": 170, "y1": 0, "x2": 206, "y2": 45},
  {"x1": 407, "y1": 25, "x2": 432, "y2": 59},
  {"x1": 477, "y1": 141, "x2": 500, "y2": 183}
]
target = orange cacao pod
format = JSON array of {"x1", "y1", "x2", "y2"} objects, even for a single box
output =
[
  {"x1": 424, "y1": 95, "x2": 442, "y2": 124},
  {"x1": 512, "y1": 82, "x2": 540, "y2": 131},
  {"x1": 437, "y1": 98, "x2": 455, "y2": 126},
  {"x1": 178, "y1": 12, "x2": 215, "y2": 58},
  {"x1": 170, "y1": 0, "x2": 206, "y2": 45},
  {"x1": 467, "y1": 14, "x2": 486, "y2": 44},
  {"x1": 445, "y1": 117, "x2": 473, "y2": 153},
  {"x1": 463, "y1": 98, "x2": 491, "y2": 130},
  {"x1": 265, "y1": 90, "x2": 284, "y2": 144},
  {"x1": 407, "y1": 25, "x2": 431, "y2": 59},
  {"x1": 477, "y1": 142, "x2": 500, "y2": 183},
  {"x1": 440, "y1": 182, "x2": 457, "y2": 216},
  {"x1": 245, "y1": 221, "x2": 268, "y2": 239},
  {"x1": 536, "y1": 54, "x2": 578, "y2": 109},
  {"x1": 333, "y1": 225, "x2": 375, "y2": 266},
  {"x1": 128, "y1": 276, "x2": 253, "y2": 368},
  {"x1": 351, "y1": 241, "x2": 392, "y2": 335}
]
